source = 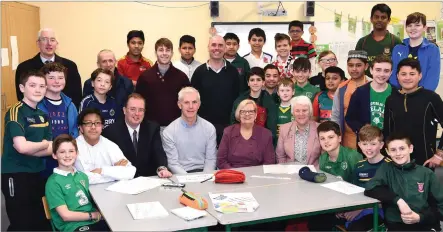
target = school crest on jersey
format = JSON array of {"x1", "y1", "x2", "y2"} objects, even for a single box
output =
[
  {"x1": 80, "y1": 180, "x2": 86, "y2": 188},
  {"x1": 341, "y1": 162, "x2": 348, "y2": 170},
  {"x1": 383, "y1": 47, "x2": 391, "y2": 55},
  {"x1": 237, "y1": 68, "x2": 243, "y2": 74},
  {"x1": 417, "y1": 182, "x2": 424, "y2": 193},
  {"x1": 139, "y1": 66, "x2": 147, "y2": 72},
  {"x1": 39, "y1": 116, "x2": 45, "y2": 123},
  {"x1": 306, "y1": 92, "x2": 313, "y2": 99},
  {"x1": 110, "y1": 109, "x2": 115, "y2": 117}
]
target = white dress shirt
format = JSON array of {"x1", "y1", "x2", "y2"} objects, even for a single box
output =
[
  {"x1": 126, "y1": 123, "x2": 140, "y2": 142},
  {"x1": 40, "y1": 55, "x2": 55, "y2": 64},
  {"x1": 75, "y1": 135, "x2": 136, "y2": 184}
]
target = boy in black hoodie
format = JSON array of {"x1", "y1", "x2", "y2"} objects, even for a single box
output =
[
  {"x1": 364, "y1": 133, "x2": 443, "y2": 231},
  {"x1": 383, "y1": 58, "x2": 443, "y2": 167}
]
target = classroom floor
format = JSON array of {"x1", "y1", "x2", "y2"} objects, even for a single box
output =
[{"x1": 2, "y1": 168, "x2": 443, "y2": 231}]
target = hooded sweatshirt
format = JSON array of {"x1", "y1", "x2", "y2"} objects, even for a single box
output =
[{"x1": 383, "y1": 88, "x2": 443, "y2": 165}]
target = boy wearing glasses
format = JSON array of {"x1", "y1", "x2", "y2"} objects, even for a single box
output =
[
  {"x1": 75, "y1": 108, "x2": 136, "y2": 184},
  {"x1": 288, "y1": 20, "x2": 317, "y2": 71},
  {"x1": 38, "y1": 62, "x2": 79, "y2": 178}
]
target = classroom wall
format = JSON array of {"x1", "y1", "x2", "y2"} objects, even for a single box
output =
[{"x1": 24, "y1": 1, "x2": 442, "y2": 91}]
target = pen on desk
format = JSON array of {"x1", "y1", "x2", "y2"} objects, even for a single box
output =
[{"x1": 200, "y1": 176, "x2": 213, "y2": 183}]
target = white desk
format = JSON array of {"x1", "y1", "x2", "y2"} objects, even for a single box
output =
[{"x1": 89, "y1": 182, "x2": 217, "y2": 231}]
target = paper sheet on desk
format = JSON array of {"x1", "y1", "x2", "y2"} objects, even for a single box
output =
[
  {"x1": 171, "y1": 206, "x2": 207, "y2": 221},
  {"x1": 321, "y1": 181, "x2": 365, "y2": 195},
  {"x1": 176, "y1": 174, "x2": 214, "y2": 183},
  {"x1": 127, "y1": 201, "x2": 169, "y2": 220},
  {"x1": 209, "y1": 192, "x2": 259, "y2": 214},
  {"x1": 106, "y1": 177, "x2": 170, "y2": 194},
  {"x1": 263, "y1": 164, "x2": 316, "y2": 174}
]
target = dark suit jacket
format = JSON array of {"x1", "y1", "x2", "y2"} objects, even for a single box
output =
[
  {"x1": 102, "y1": 119, "x2": 168, "y2": 177},
  {"x1": 15, "y1": 53, "x2": 82, "y2": 107},
  {"x1": 83, "y1": 69, "x2": 134, "y2": 110}
]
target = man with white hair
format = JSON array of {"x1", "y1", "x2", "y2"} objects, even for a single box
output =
[
  {"x1": 83, "y1": 49, "x2": 134, "y2": 110},
  {"x1": 191, "y1": 35, "x2": 240, "y2": 145},
  {"x1": 15, "y1": 28, "x2": 82, "y2": 107},
  {"x1": 162, "y1": 87, "x2": 217, "y2": 174}
]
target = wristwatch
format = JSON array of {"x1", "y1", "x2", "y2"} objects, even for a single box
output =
[{"x1": 156, "y1": 166, "x2": 167, "y2": 174}]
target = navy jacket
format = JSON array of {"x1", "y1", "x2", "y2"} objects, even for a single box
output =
[{"x1": 83, "y1": 69, "x2": 134, "y2": 110}]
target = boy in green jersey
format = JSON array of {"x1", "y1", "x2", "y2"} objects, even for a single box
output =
[
  {"x1": 276, "y1": 78, "x2": 294, "y2": 137},
  {"x1": 365, "y1": 133, "x2": 443, "y2": 231},
  {"x1": 292, "y1": 57, "x2": 319, "y2": 102},
  {"x1": 45, "y1": 134, "x2": 110, "y2": 232}
]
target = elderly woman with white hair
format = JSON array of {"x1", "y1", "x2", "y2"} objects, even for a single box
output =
[
  {"x1": 276, "y1": 96, "x2": 322, "y2": 167},
  {"x1": 217, "y1": 99, "x2": 276, "y2": 169}
]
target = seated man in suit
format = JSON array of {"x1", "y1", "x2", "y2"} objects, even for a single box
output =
[
  {"x1": 162, "y1": 87, "x2": 217, "y2": 174},
  {"x1": 103, "y1": 93, "x2": 172, "y2": 178},
  {"x1": 83, "y1": 49, "x2": 134, "y2": 111},
  {"x1": 75, "y1": 108, "x2": 136, "y2": 184}
]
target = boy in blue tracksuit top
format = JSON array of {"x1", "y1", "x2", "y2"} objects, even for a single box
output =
[
  {"x1": 390, "y1": 12, "x2": 440, "y2": 91},
  {"x1": 38, "y1": 63, "x2": 79, "y2": 178}
]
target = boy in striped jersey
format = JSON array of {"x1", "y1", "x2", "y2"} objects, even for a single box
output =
[
  {"x1": 276, "y1": 78, "x2": 294, "y2": 137},
  {"x1": 312, "y1": 66, "x2": 345, "y2": 122},
  {"x1": 342, "y1": 124, "x2": 388, "y2": 230},
  {"x1": 80, "y1": 68, "x2": 118, "y2": 128},
  {"x1": 288, "y1": 20, "x2": 317, "y2": 71}
]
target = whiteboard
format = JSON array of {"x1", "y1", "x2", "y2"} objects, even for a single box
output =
[{"x1": 213, "y1": 22, "x2": 313, "y2": 58}]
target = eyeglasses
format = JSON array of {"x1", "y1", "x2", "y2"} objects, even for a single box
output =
[
  {"x1": 82, "y1": 121, "x2": 103, "y2": 127},
  {"x1": 240, "y1": 110, "x2": 256, "y2": 115},
  {"x1": 289, "y1": 30, "x2": 303, "y2": 34},
  {"x1": 320, "y1": 58, "x2": 337, "y2": 63},
  {"x1": 39, "y1": 37, "x2": 57, "y2": 44},
  {"x1": 127, "y1": 107, "x2": 146, "y2": 113}
]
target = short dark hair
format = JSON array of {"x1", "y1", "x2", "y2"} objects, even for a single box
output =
[
  {"x1": 359, "y1": 124, "x2": 384, "y2": 142},
  {"x1": 289, "y1": 20, "x2": 304, "y2": 31},
  {"x1": 77, "y1": 108, "x2": 104, "y2": 127},
  {"x1": 40, "y1": 62, "x2": 67, "y2": 83},
  {"x1": 127, "y1": 30, "x2": 145, "y2": 44},
  {"x1": 264, "y1": 64, "x2": 280, "y2": 75},
  {"x1": 406, "y1": 12, "x2": 426, "y2": 26},
  {"x1": 372, "y1": 55, "x2": 393, "y2": 69},
  {"x1": 371, "y1": 4, "x2": 392, "y2": 19},
  {"x1": 179, "y1": 35, "x2": 196, "y2": 48},
  {"x1": 223, "y1": 33, "x2": 240, "y2": 44},
  {"x1": 397, "y1": 58, "x2": 421, "y2": 74},
  {"x1": 292, "y1": 57, "x2": 311, "y2": 71},
  {"x1": 317, "y1": 121, "x2": 341, "y2": 136},
  {"x1": 20, "y1": 70, "x2": 46, "y2": 86},
  {"x1": 248, "y1": 28, "x2": 266, "y2": 42},
  {"x1": 325, "y1": 66, "x2": 346, "y2": 80},
  {"x1": 53, "y1": 134, "x2": 78, "y2": 154},
  {"x1": 125, "y1": 93, "x2": 146, "y2": 108},
  {"x1": 91, "y1": 68, "x2": 115, "y2": 82},
  {"x1": 247, "y1": 67, "x2": 265, "y2": 81},
  {"x1": 274, "y1": 33, "x2": 291, "y2": 47},
  {"x1": 386, "y1": 132, "x2": 412, "y2": 147}
]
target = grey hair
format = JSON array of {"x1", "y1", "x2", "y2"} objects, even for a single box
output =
[
  {"x1": 97, "y1": 49, "x2": 116, "y2": 63},
  {"x1": 37, "y1": 28, "x2": 56, "y2": 40},
  {"x1": 178, "y1": 87, "x2": 200, "y2": 102},
  {"x1": 234, "y1": 99, "x2": 257, "y2": 122},
  {"x1": 290, "y1": 95, "x2": 313, "y2": 117}
]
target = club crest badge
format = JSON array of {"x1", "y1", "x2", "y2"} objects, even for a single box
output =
[
  {"x1": 383, "y1": 47, "x2": 391, "y2": 55},
  {"x1": 417, "y1": 182, "x2": 424, "y2": 193},
  {"x1": 110, "y1": 109, "x2": 115, "y2": 117},
  {"x1": 341, "y1": 162, "x2": 348, "y2": 170}
]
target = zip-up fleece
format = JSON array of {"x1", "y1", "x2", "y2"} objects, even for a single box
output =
[
  {"x1": 390, "y1": 38, "x2": 441, "y2": 91},
  {"x1": 383, "y1": 88, "x2": 443, "y2": 165},
  {"x1": 364, "y1": 161, "x2": 443, "y2": 226}
]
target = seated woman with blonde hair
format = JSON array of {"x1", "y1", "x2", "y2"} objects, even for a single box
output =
[
  {"x1": 217, "y1": 99, "x2": 276, "y2": 169},
  {"x1": 276, "y1": 96, "x2": 322, "y2": 167}
]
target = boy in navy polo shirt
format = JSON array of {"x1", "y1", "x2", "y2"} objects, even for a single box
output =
[
  {"x1": 80, "y1": 68, "x2": 118, "y2": 128},
  {"x1": 1, "y1": 71, "x2": 53, "y2": 231},
  {"x1": 46, "y1": 134, "x2": 109, "y2": 232},
  {"x1": 38, "y1": 62, "x2": 79, "y2": 178}
]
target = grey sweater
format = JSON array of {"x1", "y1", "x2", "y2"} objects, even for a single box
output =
[{"x1": 161, "y1": 116, "x2": 217, "y2": 174}]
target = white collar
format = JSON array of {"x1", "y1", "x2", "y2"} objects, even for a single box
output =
[
  {"x1": 53, "y1": 167, "x2": 77, "y2": 176},
  {"x1": 206, "y1": 59, "x2": 226, "y2": 73},
  {"x1": 40, "y1": 55, "x2": 55, "y2": 64},
  {"x1": 126, "y1": 122, "x2": 140, "y2": 137}
]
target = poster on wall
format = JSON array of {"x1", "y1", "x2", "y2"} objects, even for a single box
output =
[
  {"x1": 348, "y1": 16, "x2": 357, "y2": 35},
  {"x1": 436, "y1": 20, "x2": 443, "y2": 41},
  {"x1": 426, "y1": 20, "x2": 437, "y2": 43},
  {"x1": 315, "y1": 44, "x2": 329, "y2": 54},
  {"x1": 362, "y1": 21, "x2": 371, "y2": 36},
  {"x1": 334, "y1": 13, "x2": 342, "y2": 29},
  {"x1": 392, "y1": 24, "x2": 405, "y2": 39}
]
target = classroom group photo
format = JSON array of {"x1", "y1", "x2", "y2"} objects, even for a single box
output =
[{"x1": 1, "y1": 1, "x2": 443, "y2": 232}]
